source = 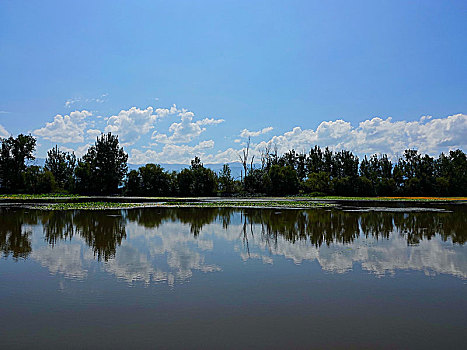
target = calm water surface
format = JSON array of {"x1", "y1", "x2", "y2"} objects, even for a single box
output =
[{"x1": 1, "y1": 204, "x2": 466, "y2": 349}]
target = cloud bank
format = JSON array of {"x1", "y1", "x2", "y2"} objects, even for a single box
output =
[
  {"x1": 30, "y1": 105, "x2": 467, "y2": 165},
  {"x1": 253, "y1": 114, "x2": 467, "y2": 160}
]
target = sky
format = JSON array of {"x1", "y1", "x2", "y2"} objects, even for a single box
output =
[{"x1": 0, "y1": 0, "x2": 466, "y2": 164}]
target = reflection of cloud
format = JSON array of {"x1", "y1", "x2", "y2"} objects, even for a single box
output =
[
  {"x1": 102, "y1": 222, "x2": 220, "y2": 286},
  {"x1": 358, "y1": 236, "x2": 467, "y2": 278},
  {"x1": 29, "y1": 212, "x2": 467, "y2": 285},
  {"x1": 230, "y1": 224, "x2": 467, "y2": 279},
  {"x1": 104, "y1": 244, "x2": 167, "y2": 285},
  {"x1": 32, "y1": 244, "x2": 89, "y2": 280},
  {"x1": 166, "y1": 245, "x2": 221, "y2": 281}
]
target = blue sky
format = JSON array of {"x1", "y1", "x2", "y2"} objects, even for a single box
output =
[{"x1": 1, "y1": 0, "x2": 466, "y2": 163}]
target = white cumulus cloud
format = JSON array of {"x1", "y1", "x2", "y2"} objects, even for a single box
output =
[
  {"x1": 130, "y1": 140, "x2": 215, "y2": 164},
  {"x1": 152, "y1": 109, "x2": 224, "y2": 144},
  {"x1": 198, "y1": 118, "x2": 225, "y2": 126},
  {"x1": 60, "y1": 143, "x2": 92, "y2": 157},
  {"x1": 33, "y1": 110, "x2": 92, "y2": 143},
  {"x1": 86, "y1": 129, "x2": 102, "y2": 139},
  {"x1": 240, "y1": 126, "x2": 273, "y2": 138},
  {"x1": 254, "y1": 114, "x2": 467, "y2": 159},
  {"x1": 105, "y1": 106, "x2": 178, "y2": 145}
]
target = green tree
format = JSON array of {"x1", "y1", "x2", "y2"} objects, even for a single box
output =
[
  {"x1": 139, "y1": 163, "x2": 171, "y2": 196},
  {"x1": 177, "y1": 168, "x2": 194, "y2": 196},
  {"x1": 74, "y1": 159, "x2": 93, "y2": 194},
  {"x1": 177, "y1": 157, "x2": 218, "y2": 196},
  {"x1": 306, "y1": 146, "x2": 325, "y2": 174},
  {"x1": 218, "y1": 164, "x2": 235, "y2": 196},
  {"x1": 44, "y1": 145, "x2": 76, "y2": 191},
  {"x1": 23, "y1": 166, "x2": 56, "y2": 194},
  {"x1": 268, "y1": 164, "x2": 299, "y2": 195},
  {"x1": 333, "y1": 150, "x2": 359, "y2": 179},
  {"x1": 125, "y1": 169, "x2": 141, "y2": 196},
  {"x1": 302, "y1": 171, "x2": 332, "y2": 195},
  {"x1": 244, "y1": 168, "x2": 270, "y2": 194},
  {"x1": 0, "y1": 134, "x2": 36, "y2": 193},
  {"x1": 446, "y1": 150, "x2": 467, "y2": 195},
  {"x1": 190, "y1": 157, "x2": 218, "y2": 196},
  {"x1": 75, "y1": 133, "x2": 128, "y2": 195}
]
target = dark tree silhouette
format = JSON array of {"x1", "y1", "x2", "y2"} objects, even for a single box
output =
[
  {"x1": 44, "y1": 145, "x2": 76, "y2": 191},
  {"x1": 75, "y1": 133, "x2": 128, "y2": 195},
  {"x1": 0, "y1": 134, "x2": 36, "y2": 192}
]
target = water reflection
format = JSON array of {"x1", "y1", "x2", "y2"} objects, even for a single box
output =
[
  {"x1": 1, "y1": 205, "x2": 466, "y2": 282},
  {"x1": 0, "y1": 208, "x2": 35, "y2": 259}
]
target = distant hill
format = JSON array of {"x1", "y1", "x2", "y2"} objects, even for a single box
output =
[{"x1": 31, "y1": 158, "x2": 247, "y2": 180}]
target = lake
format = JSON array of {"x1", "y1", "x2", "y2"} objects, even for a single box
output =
[{"x1": 1, "y1": 204, "x2": 466, "y2": 349}]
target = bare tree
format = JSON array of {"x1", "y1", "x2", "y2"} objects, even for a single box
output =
[
  {"x1": 238, "y1": 136, "x2": 251, "y2": 179},
  {"x1": 260, "y1": 143, "x2": 271, "y2": 170}
]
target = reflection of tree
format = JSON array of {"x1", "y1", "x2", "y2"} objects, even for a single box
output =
[
  {"x1": 239, "y1": 209, "x2": 361, "y2": 247},
  {"x1": 41, "y1": 211, "x2": 75, "y2": 246},
  {"x1": 0, "y1": 208, "x2": 35, "y2": 259},
  {"x1": 3, "y1": 205, "x2": 465, "y2": 262},
  {"x1": 126, "y1": 208, "x2": 170, "y2": 228},
  {"x1": 126, "y1": 206, "x2": 467, "y2": 247},
  {"x1": 128, "y1": 207, "x2": 234, "y2": 236},
  {"x1": 73, "y1": 210, "x2": 126, "y2": 261},
  {"x1": 233, "y1": 207, "x2": 467, "y2": 248},
  {"x1": 359, "y1": 212, "x2": 393, "y2": 240},
  {"x1": 440, "y1": 210, "x2": 467, "y2": 245},
  {"x1": 393, "y1": 209, "x2": 467, "y2": 245},
  {"x1": 175, "y1": 208, "x2": 220, "y2": 236}
]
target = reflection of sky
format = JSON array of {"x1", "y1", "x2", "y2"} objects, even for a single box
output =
[
  {"x1": 27, "y1": 213, "x2": 467, "y2": 285},
  {"x1": 104, "y1": 222, "x2": 221, "y2": 286}
]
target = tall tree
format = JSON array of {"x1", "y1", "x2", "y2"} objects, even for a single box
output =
[
  {"x1": 76, "y1": 133, "x2": 128, "y2": 195},
  {"x1": 177, "y1": 157, "x2": 218, "y2": 196},
  {"x1": 268, "y1": 164, "x2": 299, "y2": 195},
  {"x1": 238, "y1": 137, "x2": 251, "y2": 182},
  {"x1": 218, "y1": 164, "x2": 235, "y2": 196},
  {"x1": 139, "y1": 163, "x2": 171, "y2": 196},
  {"x1": 0, "y1": 134, "x2": 36, "y2": 192},
  {"x1": 125, "y1": 170, "x2": 142, "y2": 196},
  {"x1": 44, "y1": 145, "x2": 76, "y2": 191}
]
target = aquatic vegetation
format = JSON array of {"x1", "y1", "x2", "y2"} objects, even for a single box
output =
[
  {"x1": 163, "y1": 200, "x2": 334, "y2": 209},
  {"x1": 0, "y1": 193, "x2": 83, "y2": 199},
  {"x1": 38, "y1": 202, "x2": 145, "y2": 210},
  {"x1": 33, "y1": 200, "x2": 334, "y2": 210}
]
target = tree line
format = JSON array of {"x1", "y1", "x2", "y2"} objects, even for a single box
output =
[{"x1": 0, "y1": 133, "x2": 466, "y2": 196}]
